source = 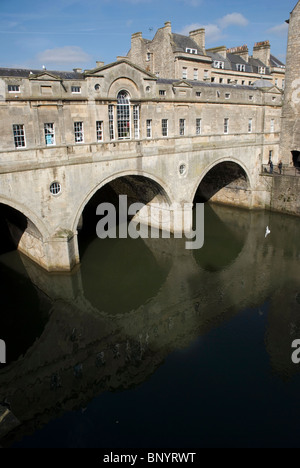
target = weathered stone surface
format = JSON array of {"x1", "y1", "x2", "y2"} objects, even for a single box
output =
[
  {"x1": 0, "y1": 58, "x2": 283, "y2": 271},
  {"x1": 0, "y1": 406, "x2": 20, "y2": 438},
  {"x1": 280, "y1": 1, "x2": 300, "y2": 165}
]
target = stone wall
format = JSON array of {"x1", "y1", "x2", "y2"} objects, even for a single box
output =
[
  {"x1": 270, "y1": 174, "x2": 300, "y2": 216},
  {"x1": 0, "y1": 59, "x2": 282, "y2": 271},
  {"x1": 279, "y1": 0, "x2": 300, "y2": 165}
]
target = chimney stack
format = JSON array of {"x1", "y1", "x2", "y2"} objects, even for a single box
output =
[
  {"x1": 131, "y1": 31, "x2": 143, "y2": 41},
  {"x1": 253, "y1": 41, "x2": 271, "y2": 66},
  {"x1": 207, "y1": 46, "x2": 227, "y2": 59},
  {"x1": 189, "y1": 28, "x2": 205, "y2": 53},
  {"x1": 96, "y1": 61, "x2": 104, "y2": 68},
  {"x1": 164, "y1": 21, "x2": 172, "y2": 34},
  {"x1": 227, "y1": 45, "x2": 249, "y2": 62}
]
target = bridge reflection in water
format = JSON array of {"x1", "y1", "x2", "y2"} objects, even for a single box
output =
[{"x1": 0, "y1": 204, "x2": 300, "y2": 447}]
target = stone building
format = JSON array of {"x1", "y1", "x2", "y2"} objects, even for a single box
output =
[
  {"x1": 0, "y1": 60, "x2": 282, "y2": 158},
  {"x1": 0, "y1": 19, "x2": 285, "y2": 271},
  {"x1": 127, "y1": 22, "x2": 285, "y2": 89},
  {"x1": 280, "y1": 0, "x2": 300, "y2": 166}
]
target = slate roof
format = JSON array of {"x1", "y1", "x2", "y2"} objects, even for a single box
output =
[
  {"x1": 0, "y1": 68, "x2": 83, "y2": 80},
  {"x1": 248, "y1": 57, "x2": 271, "y2": 74},
  {"x1": 156, "y1": 78, "x2": 255, "y2": 90},
  {"x1": 171, "y1": 33, "x2": 205, "y2": 56},
  {"x1": 226, "y1": 53, "x2": 253, "y2": 73},
  {"x1": 206, "y1": 51, "x2": 233, "y2": 71},
  {"x1": 207, "y1": 48, "x2": 284, "y2": 74},
  {"x1": 270, "y1": 54, "x2": 285, "y2": 68},
  {"x1": 207, "y1": 51, "x2": 255, "y2": 73}
]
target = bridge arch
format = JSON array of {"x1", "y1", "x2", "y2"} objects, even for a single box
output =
[
  {"x1": 72, "y1": 170, "x2": 173, "y2": 234},
  {"x1": 191, "y1": 158, "x2": 252, "y2": 207},
  {"x1": 0, "y1": 195, "x2": 49, "y2": 240}
]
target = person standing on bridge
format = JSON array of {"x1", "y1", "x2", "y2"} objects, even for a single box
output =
[{"x1": 278, "y1": 160, "x2": 283, "y2": 175}]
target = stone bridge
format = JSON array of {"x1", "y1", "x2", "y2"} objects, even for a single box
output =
[
  {"x1": 0, "y1": 132, "x2": 273, "y2": 271},
  {"x1": 0, "y1": 58, "x2": 282, "y2": 271}
]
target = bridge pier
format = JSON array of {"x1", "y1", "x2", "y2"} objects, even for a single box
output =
[
  {"x1": 131, "y1": 202, "x2": 193, "y2": 236},
  {"x1": 8, "y1": 221, "x2": 79, "y2": 272},
  {"x1": 45, "y1": 230, "x2": 80, "y2": 272}
]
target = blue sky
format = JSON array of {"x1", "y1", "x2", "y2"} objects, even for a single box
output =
[{"x1": 0, "y1": 0, "x2": 296, "y2": 71}]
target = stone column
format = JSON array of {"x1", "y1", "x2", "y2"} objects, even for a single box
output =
[{"x1": 279, "y1": 1, "x2": 300, "y2": 165}]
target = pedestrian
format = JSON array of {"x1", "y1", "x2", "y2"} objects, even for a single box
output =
[
  {"x1": 278, "y1": 160, "x2": 283, "y2": 175},
  {"x1": 269, "y1": 160, "x2": 274, "y2": 174}
]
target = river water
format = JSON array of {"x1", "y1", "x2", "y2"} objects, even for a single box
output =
[{"x1": 1, "y1": 203, "x2": 300, "y2": 448}]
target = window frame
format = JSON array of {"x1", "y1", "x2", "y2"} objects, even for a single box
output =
[
  {"x1": 213, "y1": 61, "x2": 225, "y2": 69},
  {"x1": 44, "y1": 122, "x2": 56, "y2": 146},
  {"x1": 224, "y1": 118, "x2": 229, "y2": 135},
  {"x1": 179, "y1": 119, "x2": 186, "y2": 136},
  {"x1": 248, "y1": 118, "x2": 253, "y2": 134},
  {"x1": 236, "y1": 64, "x2": 246, "y2": 72},
  {"x1": 186, "y1": 48, "x2": 197, "y2": 54},
  {"x1": 182, "y1": 67, "x2": 188, "y2": 80},
  {"x1": 146, "y1": 119, "x2": 152, "y2": 139},
  {"x1": 162, "y1": 119, "x2": 168, "y2": 137},
  {"x1": 8, "y1": 84, "x2": 20, "y2": 93},
  {"x1": 13, "y1": 124, "x2": 26, "y2": 149},
  {"x1": 117, "y1": 90, "x2": 131, "y2": 140},
  {"x1": 74, "y1": 121, "x2": 84, "y2": 143},
  {"x1": 109, "y1": 105, "x2": 115, "y2": 141},
  {"x1": 71, "y1": 86, "x2": 81, "y2": 94},
  {"x1": 96, "y1": 121, "x2": 104, "y2": 142},
  {"x1": 133, "y1": 105, "x2": 140, "y2": 140},
  {"x1": 196, "y1": 118, "x2": 202, "y2": 135}
]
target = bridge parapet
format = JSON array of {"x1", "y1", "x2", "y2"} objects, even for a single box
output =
[{"x1": 0, "y1": 132, "x2": 278, "y2": 174}]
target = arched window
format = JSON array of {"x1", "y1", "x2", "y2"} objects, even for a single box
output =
[{"x1": 117, "y1": 90, "x2": 131, "y2": 140}]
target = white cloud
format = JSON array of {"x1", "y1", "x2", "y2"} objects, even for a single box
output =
[
  {"x1": 202, "y1": 24, "x2": 224, "y2": 43},
  {"x1": 179, "y1": 23, "x2": 223, "y2": 42},
  {"x1": 37, "y1": 46, "x2": 92, "y2": 64},
  {"x1": 218, "y1": 13, "x2": 248, "y2": 29},
  {"x1": 179, "y1": 23, "x2": 201, "y2": 36},
  {"x1": 267, "y1": 23, "x2": 289, "y2": 36},
  {"x1": 179, "y1": 22, "x2": 223, "y2": 42},
  {"x1": 179, "y1": 12, "x2": 248, "y2": 44}
]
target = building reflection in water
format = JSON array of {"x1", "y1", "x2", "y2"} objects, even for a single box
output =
[{"x1": 0, "y1": 204, "x2": 300, "y2": 445}]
